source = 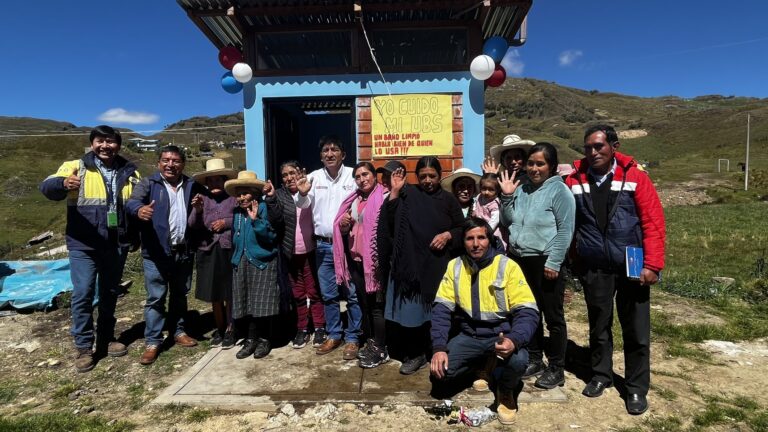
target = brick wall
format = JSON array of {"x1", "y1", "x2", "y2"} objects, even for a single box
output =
[{"x1": 356, "y1": 95, "x2": 464, "y2": 184}]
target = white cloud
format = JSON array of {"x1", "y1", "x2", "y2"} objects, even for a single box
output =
[
  {"x1": 98, "y1": 108, "x2": 159, "y2": 125},
  {"x1": 559, "y1": 49, "x2": 583, "y2": 66},
  {"x1": 501, "y1": 49, "x2": 525, "y2": 76}
]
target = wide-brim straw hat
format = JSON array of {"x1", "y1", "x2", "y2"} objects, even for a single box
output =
[
  {"x1": 224, "y1": 170, "x2": 266, "y2": 196},
  {"x1": 489, "y1": 134, "x2": 536, "y2": 163},
  {"x1": 192, "y1": 158, "x2": 238, "y2": 183},
  {"x1": 440, "y1": 167, "x2": 481, "y2": 192}
]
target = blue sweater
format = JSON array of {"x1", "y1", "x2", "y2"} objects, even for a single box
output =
[
  {"x1": 500, "y1": 175, "x2": 576, "y2": 272},
  {"x1": 230, "y1": 202, "x2": 280, "y2": 269}
]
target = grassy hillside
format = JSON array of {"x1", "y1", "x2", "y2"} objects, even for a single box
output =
[{"x1": 3, "y1": 78, "x2": 768, "y2": 251}]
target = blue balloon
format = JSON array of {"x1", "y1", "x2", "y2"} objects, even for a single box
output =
[
  {"x1": 483, "y1": 36, "x2": 509, "y2": 63},
  {"x1": 221, "y1": 71, "x2": 242, "y2": 94}
]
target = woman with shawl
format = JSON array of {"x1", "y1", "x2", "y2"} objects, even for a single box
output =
[{"x1": 332, "y1": 162, "x2": 389, "y2": 368}]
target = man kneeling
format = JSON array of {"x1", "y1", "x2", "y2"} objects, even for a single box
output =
[{"x1": 430, "y1": 217, "x2": 539, "y2": 425}]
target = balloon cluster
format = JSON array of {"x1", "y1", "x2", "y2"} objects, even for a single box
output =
[
  {"x1": 218, "y1": 46, "x2": 253, "y2": 94},
  {"x1": 469, "y1": 36, "x2": 517, "y2": 88}
]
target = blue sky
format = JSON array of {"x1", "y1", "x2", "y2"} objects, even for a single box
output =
[{"x1": 0, "y1": 1, "x2": 766, "y2": 133}]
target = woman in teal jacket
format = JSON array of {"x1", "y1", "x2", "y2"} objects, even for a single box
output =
[{"x1": 499, "y1": 142, "x2": 575, "y2": 390}]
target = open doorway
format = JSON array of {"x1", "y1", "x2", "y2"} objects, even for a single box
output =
[{"x1": 264, "y1": 98, "x2": 356, "y2": 184}]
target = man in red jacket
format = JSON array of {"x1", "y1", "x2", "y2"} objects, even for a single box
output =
[{"x1": 565, "y1": 125, "x2": 665, "y2": 415}]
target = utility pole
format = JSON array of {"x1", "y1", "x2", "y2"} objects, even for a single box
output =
[{"x1": 745, "y1": 114, "x2": 750, "y2": 191}]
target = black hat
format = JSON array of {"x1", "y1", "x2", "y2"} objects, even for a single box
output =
[{"x1": 376, "y1": 160, "x2": 406, "y2": 173}]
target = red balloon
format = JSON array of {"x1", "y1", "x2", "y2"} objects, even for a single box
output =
[
  {"x1": 487, "y1": 65, "x2": 507, "y2": 87},
  {"x1": 218, "y1": 46, "x2": 243, "y2": 70}
]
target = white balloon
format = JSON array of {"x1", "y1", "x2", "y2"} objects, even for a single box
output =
[
  {"x1": 232, "y1": 62, "x2": 253, "y2": 83},
  {"x1": 470, "y1": 55, "x2": 495, "y2": 80}
]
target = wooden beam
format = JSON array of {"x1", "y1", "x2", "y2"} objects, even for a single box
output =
[{"x1": 252, "y1": 20, "x2": 471, "y2": 35}]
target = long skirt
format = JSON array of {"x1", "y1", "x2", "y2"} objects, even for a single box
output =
[
  {"x1": 194, "y1": 243, "x2": 233, "y2": 303},
  {"x1": 231, "y1": 256, "x2": 280, "y2": 319}
]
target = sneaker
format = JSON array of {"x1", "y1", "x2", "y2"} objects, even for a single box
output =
[
  {"x1": 253, "y1": 338, "x2": 271, "y2": 359},
  {"x1": 496, "y1": 389, "x2": 518, "y2": 425},
  {"x1": 74, "y1": 347, "x2": 95, "y2": 373},
  {"x1": 292, "y1": 330, "x2": 311, "y2": 349},
  {"x1": 236, "y1": 339, "x2": 257, "y2": 359},
  {"x1": 399, "y1": 354, "x2": 427, "y2": 375},
  {"x1": 534, "y1": 366, "x2": 565, "y2": 389},
  {"x1": 522, "y1": 360, "x2": 546, "y2": 379},
  {"x1": 312, "y1": 328, "x2": 327, "y2": 347},
  {"x1": 221, "y1": 329, "x2": 235, "y2": 350},
  {"x1": 359, "y1": 343, "x2": 390, "y2": 368},
  {"x1": 357, "y1": 338, "x2": 374, "y2": 359},
  {"x1": 210, "y1": 330, "x2": 224, "y2": 348}
]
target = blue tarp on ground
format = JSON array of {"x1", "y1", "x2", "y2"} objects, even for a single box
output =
[{"x1": 0, "y1": 259, "x2": 72, "y2": 310}]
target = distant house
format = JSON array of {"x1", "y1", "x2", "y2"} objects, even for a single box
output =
[
  {"x1": 128, "y1": 138, "x2": 160, "y2": 152},
  {"x1": 229, "y1": 141, "x2": 246, "y2": 150}
]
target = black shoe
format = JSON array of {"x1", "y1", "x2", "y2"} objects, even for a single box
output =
[
  {"x1": 534, "y1": 366, "x2": 565, "y2": 389},
  {"x1": 357, "y1": 338, "x2": 374, "y2": 360},
  {"x1": 292, "y1": 330, "x2": 311, "y2": 349},
  {"x1": 236, "y1": 339, "x2": 257, "y2": 359},
  {"x1": 312, "y1": 328, "x2": 327, "y2": 348},
  {"x1": 399, "y1": 354, "x2": 427, "y2": 375},
  {"x1": 582, "y1": 379, "x2": 612, "y2": 398},
  {"x1": 210, "y1": 330, "x2": 223, "y2": 348},
  {"x1": 522, "y1": 360, "x2": 547, "y2": 379},
  {"x1": 359, "y1": 343, "x2": 390, "y2": 369},
  {"x1": 626, "y1": 394, "x2": 648, "y2": 415},
  {"x1": 221, "y1": 329, "x2": 235, "y2": 350},
  {"x1": 253, "y1": 338, "x2": 271, "y2": 359}
]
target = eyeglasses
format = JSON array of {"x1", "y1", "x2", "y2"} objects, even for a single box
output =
[{"x1": 159, "y1": 159, "x2": 184, "y2": 166}]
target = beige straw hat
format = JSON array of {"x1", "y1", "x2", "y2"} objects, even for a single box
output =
[
  {"x1": 440, "y1": 167, "x2": 481, "y2": 192},
  {"x1": 224, "y1": 171, "x2": 266, "y2": 196},
  {"x1": 192, "y1": 158, "x2": 238, "y2": 183},
  {"x1": 489, "y1": 134, "x2": 536, "y2": 163}
]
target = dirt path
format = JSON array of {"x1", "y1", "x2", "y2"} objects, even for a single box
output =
[{"x1": 1, "y1": 287, "x2": 766, "y2": 431}]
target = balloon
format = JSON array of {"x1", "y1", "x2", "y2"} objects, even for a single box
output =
[
  {"x1": 221, "y1": 71, "x2": 242, "y2": 94},
  {"x1": 483, "y1": 36, "x2": 509, "y2": 63},
  {"x1": 232, "y1": 62, "x2": 253, "y2": 83},
  {"x1": 218, "y1": 46, "x2": 242, "y2": 70},
  {"x1": 500, "y1": 47, "x2": 520, "y2": 76},
  {"x1": 487, "y1": 65, "x2": 506, "y2": 87},
  {"x1": 470, "y1": 55, "x2": 495, "y2": 80}
]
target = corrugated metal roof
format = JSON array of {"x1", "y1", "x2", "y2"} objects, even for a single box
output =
[{"x1": 178, "y1": 0, "x2": 530, "y2": 50}]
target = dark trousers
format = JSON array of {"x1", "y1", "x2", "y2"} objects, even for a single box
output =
[
  {"x1": 440, "y1": 333, "x2": 528, "y2": 393},
  {"x1": 582, "y1": 269, "x2": 650, "y2": 395},
  {"x1": 350, "y1": 261, "x2": 386, "y2": 347},
  {"x1": 512, "y1": 255, "x2": 567, "y2": 368},
  {"x1": 288, "y1": 252, "x2": 325, "y2": 331}
]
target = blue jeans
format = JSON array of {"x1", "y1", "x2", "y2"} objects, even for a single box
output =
[
  {"x1": 69, "y1": 248, "x2": 128, "y2": 349},
  {"x1": 315, "y1": 240, "x2": 362, "y2": 343},
  {"x1": 442, "y1": 333, "x2": 528, "y2": 393},
  {"x1": 143, "y1": 253, "x2": 193, "y2": 346}
]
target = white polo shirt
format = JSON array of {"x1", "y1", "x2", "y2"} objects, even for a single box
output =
[{"x1": 296, "y1": 165, "x2": 355, "y2": 238}]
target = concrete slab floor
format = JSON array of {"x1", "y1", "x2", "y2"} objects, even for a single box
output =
[{"x1": 152, "y1": 344, "x2": 567, "y2": 411}]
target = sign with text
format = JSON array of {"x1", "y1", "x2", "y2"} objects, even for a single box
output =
[{"x1": 371, "y1": 94, "x2": 453, "y2": 158}]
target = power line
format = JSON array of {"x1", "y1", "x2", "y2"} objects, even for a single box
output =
[{"x1": 0, "y1": 123, "x2": 244, "y2": 138}]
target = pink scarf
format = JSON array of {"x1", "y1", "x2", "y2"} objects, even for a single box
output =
[{"x1": 332, "y1": 183, "x2": 385, "y2": 293}]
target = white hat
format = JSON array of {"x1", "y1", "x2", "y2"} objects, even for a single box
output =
[
  {"x1": 489, "y1": 134, "x2": 536, "y2": 163},
  {"x1": 440, "y1": 167, "x2": 481, "y2": 192},
  {"x1": 192, "y1": 158, "x2": 237, "y2": 183},
  {"x1": 224, "y1": 170, "x2": 266, "y2": 196}
]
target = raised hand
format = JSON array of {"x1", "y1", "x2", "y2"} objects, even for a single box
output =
[
  {"x1": 63, "y1": 167, "x2": 80, "y2": 190},
  {"x1": 191, "y1": 193, "x2": 204, "y2": 212},
  {"x1": 263, "y1": 179, "x2": 275, "y2": 197},
  {"x1": 498, "y1": 169, "x2": 520, "y2": 196},
  {"x1": 138, "y1": 200, "x2": 155, "y2": 221},
  {"x1": 247, "y1": 200, "x2": 259, "y2": 220},
  {"x1": 389, "y1": 167, "x2": 406, "y2": 199},
  {"x1": 482, "y1": 156, "x2": 500, "y2": 175},
  {"x1": 296, "y1": 169, "x2": 313, "y2": 196}
]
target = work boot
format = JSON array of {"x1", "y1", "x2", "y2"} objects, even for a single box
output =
[
  {"x1": 522, "y1": 359, "x2": 546, "y2": 379},
  {"x1": 174, "y1": 333, "x2": 198, "y2": 347},
  {"x1": 315, "y1": 338, "x2": 342, "y2": 355},
  {"x1": 74, "y1": 347, "x2": 95, "y2": 373},
  {"x1": 496, "y1": 390, "x2": 518, "y2": 425},
  {"x1": 535, "y1": 365, "x2": 565, "y2": 389},
  {"x1": 342, "y1": 342, "x2": 359, "y2": 361},
  {"x1": 472, "y1": 355, "x2": 497, "y2": 391},
  {"x1": 139, "y1": 345, "x2": 159, "y2": 366}
]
